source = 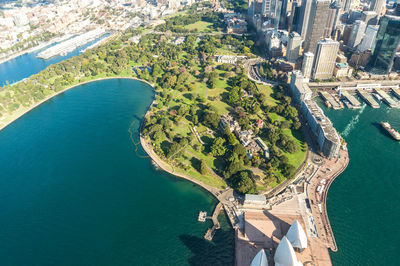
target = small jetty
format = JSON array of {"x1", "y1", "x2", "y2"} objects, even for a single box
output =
[
  {"x1": 375, "y1": 89, "x2": 399, "y2": 108},
  {"x1": 198, "y1": 211, "x2": 207, "y2": 222},
  {"x1": 198, "y1": 202, "x2": 223, "y2": 241},
  {"x1": 320, "y1": 91, "x2": 342, "y2": 109},
  {"x1": 357, "y1": 89, "x2": 380, "y2": 108},
  {"x1": 341, "y1": 91, "x2": 361, "y2": 109}
]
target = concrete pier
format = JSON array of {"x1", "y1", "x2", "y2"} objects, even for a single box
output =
[
  {"x1": 201, "y1": 202, "x2": 223, "y2": 241},
  {"x1": 357, "y1": 89, "x2": 380, "y2": 108},
  {"x1": 375, "y1": 89, "x2": 399, "y2": 108},
  {"x1": 320, "y1": 91, "x2": 342, "y2": 109},
  {"x1": 341, "y1": 91, "x2": 361, "y2": 109}
]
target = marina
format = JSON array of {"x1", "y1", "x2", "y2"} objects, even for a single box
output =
[
  {"x1": 356, "y1": 89, "x2": 380, "y2": 108},
  {"x1": 375, "y1": 89, "x2": 400, "y2": 108},
  {"x1": 320, "y1": 91, "x2": 342, "y2": 109},
  {"x1": 37, "y1": 29, "x2": 106, "y2": 59},
  {"x1": 340, "y1": 91, "x2": 361, "y2": 109}
]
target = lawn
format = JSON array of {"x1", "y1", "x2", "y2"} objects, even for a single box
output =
[
  {"x1": 282, "y1": 128, "x2": 307, "y2": 169},
  {"x1": 257, "y1": 84, "x2": 279, "y2": 106},
  {"x1": 184, "y1": 21, "x2": 214, "y2": 32}
]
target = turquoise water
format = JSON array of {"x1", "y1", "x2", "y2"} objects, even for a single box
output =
[
  {"x1": 0, "y1": 79, "x2": 234, "y2": 265},
  {"x1": 323, "y1": 103, "x2": 400, "y2": 265},
  {"x1": 0, "y1": 34, "x2": 107, "y2": 86}
]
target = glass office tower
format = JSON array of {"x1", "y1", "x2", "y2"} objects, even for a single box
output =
[{"x1": 369, "y1": 15, "x2": 400, "y2": 74}]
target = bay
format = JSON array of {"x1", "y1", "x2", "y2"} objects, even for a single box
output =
[
  {"x1": 323, "y1": 103, "x2": 400, "y2": 265},
  {"x1": 0, "y1": 78, "x2": 234, "y2": 265}
]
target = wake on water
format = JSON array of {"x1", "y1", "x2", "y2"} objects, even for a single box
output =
[{"x1": 342, "y1": 104, "x2": 367, "y2": 137}]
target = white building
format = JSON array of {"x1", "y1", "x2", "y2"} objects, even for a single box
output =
[
  {"x1": 286, "y1": 220, "x2": 308, "y2": 250},
  {"x1": 287, "y1": 32, "x2": 302, "y2": 62},
  {"x1": 312, "y1": 38, "x2": 339, "y2": 80},
  {"x1": 347, "y1": 20, "x2": 366, "y2": 49},
  {"x1": 274, "y1": 236, "x2": 303, "y2": 266},
  {"x1": 243, "y1": 194, "x2": 267, "y2": 207},
  {"x1": 250, "y1": 249, "x2": 268, "y2": 266},
  {"x1": 302, "y1": 52, "x2": 314, "y2": 79},
  {"x1": 358, "y1": 25, "x2": 379, "y2": 52}
]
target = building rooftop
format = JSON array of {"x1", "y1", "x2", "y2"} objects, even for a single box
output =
[
  {"x1": 303, "y1": 100, "x2": 340, "y2": 145},
  {"x1": 286, "y1": 220, "x2": 308, "y2": 249},
  {"x1": 245, "y1": 194, "x2": 266, "y2": 204}
]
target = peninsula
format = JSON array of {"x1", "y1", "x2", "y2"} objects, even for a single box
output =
[{"x1": 0, "y1": 1, "x2": 350, "y2": 266}]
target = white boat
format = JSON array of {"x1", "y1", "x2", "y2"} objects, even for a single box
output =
[{"x1": 373, "y1": 93, "x2": 383, "y2": 101}]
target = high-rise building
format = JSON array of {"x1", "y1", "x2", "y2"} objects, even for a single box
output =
[
  {"x1": 361, "y1": 11, "x2": 378, "y2": 25},
  {"x1": 330, "y1": 1, "x2": 342, "y2": 38},
  {"x1": 304, "y1": 0, "x2": 335, "y2": 53},
  {"x1": 287, "y1": 32, "x2": 302, "y2": 61},
  {"x1": 302, "y1": 51, "x2": 314, "y2": 78},
  {"x1": 370, "y1": 0, "x2": 386, "y2": 17},
  {"x1": 312, "y1": 38, "x2": 340, "y2": 79},
  {"x1": 369, "y1": 15, "x2": 400, "y2": 73},
  {"x1": 298, "y1": 0, "x2": 313, "y2": 38},
  {"x1": 347, "y1": 20, "x2": 366, "y2": 48},
  {"x1": 262, "y1": 0, "x2": 273, "y2": 17},
  {"x1": 358, "y1": 25, "x2": 379, "y2": 52},
  {"x1": 288, "y1": 0, "x2": 301, "y2": 32},
  {"x1": 343, "y1": 0, "x2": 352, "y2": 12}
]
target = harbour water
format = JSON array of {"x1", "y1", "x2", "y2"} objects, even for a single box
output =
[
  {"x1": 322, "y1": 103, "x2": 400, "y2": 265},
  {"x1": 0, "y1": 79, "x2": 234, "y2": 265},
  {"x1": 0, "y1": 34, "x2": 107, "y2": 86}
]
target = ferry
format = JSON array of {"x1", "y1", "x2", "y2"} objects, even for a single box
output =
[
  {"x1": 373, "y1": 93, "x2": 383, "y2": 101},
  {"x1": 381, "y1": 122, "x2": 400, "y2": 141},
  {"x1": 342, "y1": 99, "x2": 352, "y2": 109}
]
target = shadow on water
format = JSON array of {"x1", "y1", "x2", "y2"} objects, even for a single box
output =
[{"x1": 179, "y1": 215, "x2": 235, "y2": 266}]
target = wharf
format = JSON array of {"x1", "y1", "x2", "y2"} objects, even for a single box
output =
[
  {"x1": 200, "y1": 202, "x2": 222, "y2": 241},
  {"x1": 37, "y1": 29, "x2": 106, "y2": 59},
  {"x1": 320, "y1": 91, "x2": 342, "y2": 109},
  {"x1": 375, "y1": 89, "x2": 399, "y2": 108},
  {"x1": 357, "y1": 89, "x2": 380, "y2": 108},
  {"x1": 392, "y1": 88, "x2": 400, "y2": 100},
  {"x1": 341, "y1": 91, "x2": 361, "y2": 109}
]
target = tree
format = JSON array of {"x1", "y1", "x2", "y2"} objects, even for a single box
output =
[
  {"x1": 230, "y1": 171, "x2": 255, "y2": 194},
  {"x1": 200, "y1": 160, "x2": 208, "y2": 175},
  {"x1": 166, "y1": 142, "x2": 182, "y2": 158},
  {"x1": 210, "y1": 137, "x2": 226, "y2": 156},
  {"x1": 202, "y1": 112, "x2": 220, "y2": 129}
]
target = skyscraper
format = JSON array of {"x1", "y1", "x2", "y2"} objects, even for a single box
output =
[
  {"x1": 312, "y1": 38, "x2": 339, "y2": 79},
  {"x1": 304, "y1": 0, "x2": 334, "y2": 53},
  {"x1": 298, "y1": 0, "x2": 313, "y2": 38},
  {"x1": 370, "y1": 0, "x2": 386, "y2": 17},
  {"x1": 302, "y1": 51, "x2": 314, "y2": 78},
  {"x1": 330, "y1": 1, "x2": 342, "y2": 38},
  {"x1": 343, "y1": 0, "x2": 352, "y2": 12},
  {"x1": 361, "y1": 11, "x2": 378, "y2": 26},
  {"x1": 262, "y1": 0, "x2": 273, "y2": 17},
  {"x1": 369, "y1": 15, "x2": 400, "y2": 73},
  {"x1": 347, "y1": 20, "x2": 366, "y2": 48},
  {"x1": 287, "y1": 32, "x2": 302, "y2": 61},
  {"x1": 358, "y1": 25, "x2": 379, "y2": 52}
]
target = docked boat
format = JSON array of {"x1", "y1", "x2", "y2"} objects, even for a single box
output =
[
  {"x1": 373, "y1": 93, "x2": 383, "y2": 101},
  {"x1": 343, "y1": 99, "x2": 352, "y2": 109},
  {"x1": 381, "y1": 122, "x2": 400, "y2": 141}
]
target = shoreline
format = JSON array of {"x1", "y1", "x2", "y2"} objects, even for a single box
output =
[
  {"x1": 0, "y1": 39, "x2": 56, "y2": 65},
  {"x1": 0, "y1": 76, "x2": 154, "y2": 132},
  {"x1": 139, "y1": 135, "x2": 222, "y2": 199},
  {"x1": 0, "y1": 75, "x2": 223, "y2": 200}
]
